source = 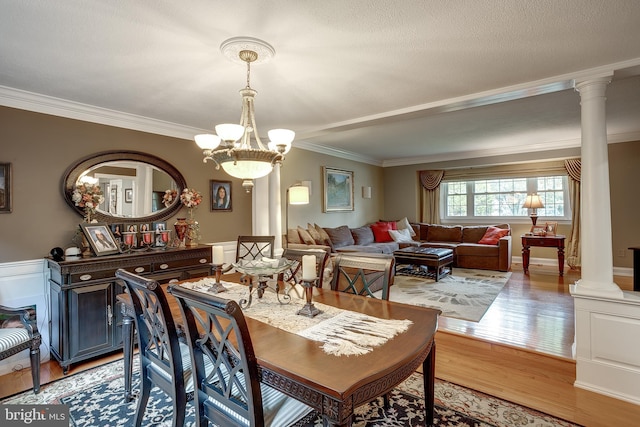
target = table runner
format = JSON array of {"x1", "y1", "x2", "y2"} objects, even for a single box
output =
[{"x1": 179, "y1": 277, "x2": 412, "y2": 356}]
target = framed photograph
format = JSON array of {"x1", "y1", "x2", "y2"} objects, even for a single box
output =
[
  {"x1": 531, "y1": 225, "x2": 546, "y2": 236},
  {"x1": 111, "y1": 223, "x2": 124, "y2": 242},
  {"x1": 544, "y1": 221, "x2": 558, "y2": 236},
  {"x1": 210, "y1": 180, "x2": 232, "y2": 211},
  {"x1": 0, "y1": 162, "x2": 12, "y2": 213},
  {"x1": 124, "y1": 188, "x2": 133, "y2": 203},
  {"x1": 323, "y1": 166, "x2": 354, "y2": 212},
  {"x1": 80, "y1": 223, "x2": 121, "y2": 256}
]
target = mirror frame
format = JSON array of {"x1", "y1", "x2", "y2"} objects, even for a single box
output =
[{"x1": 63, "y1": 150, "x2": 187, "y2": 224}]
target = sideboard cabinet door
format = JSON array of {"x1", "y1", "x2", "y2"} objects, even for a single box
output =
[{"x1": 68, "y1": 282, "x2": 114, "y2": 361}]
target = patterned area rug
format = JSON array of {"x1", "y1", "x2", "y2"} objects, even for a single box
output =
[
  {"x1": 2, "y1": 358, "x2": 579, "y2": 426},
  {"x1": 382, "y1": 267, "x2": 512, "y2": 322}
]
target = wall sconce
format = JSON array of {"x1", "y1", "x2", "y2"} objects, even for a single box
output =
[
  {"x1": 286, "y1": 184, "x2": 310, "y2": 238},
  {"x1": 522, "y1": 193, "x2": 545, "y2": 226},
  {"x1": 362, "y1": 186, "x2": 372, "y2": 199}
]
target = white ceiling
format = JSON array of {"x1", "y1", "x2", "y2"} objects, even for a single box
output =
[{"x1": 2, "y1": 1, "x2": 640, "y2": 166}]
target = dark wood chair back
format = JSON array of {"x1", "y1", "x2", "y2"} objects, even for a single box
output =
[
  {"x1": 167, "y1": 285, "x2": 314, "y2": 427},
  {"x1": 280, "y1": 248, "x2": 330, "y2": 287},
  {"x1": 235, "y1": 235, "x2": 275, "y2": 262},
  {"x1": 0, "y1": 304, "x2": 41, "y2": 394},
  {"x1": 115, "y1": 269, "x2": 188, "y2": 427},
  {"x1": 331, "y1": 253, "x2": 395, "y2": 300}
]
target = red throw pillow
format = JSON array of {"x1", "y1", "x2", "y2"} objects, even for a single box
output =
[
  {"x1": 377, "y1": 220, "x2": 397, "y2": 230},
  {"x1": 478, "y1": 226, "x2": 510, "y2": 245},
  {"x1": 371, "y1": 222, "x2": 394, "y2": 242}
]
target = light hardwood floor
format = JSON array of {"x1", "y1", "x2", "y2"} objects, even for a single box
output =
[{"x1": 2, "y1": 264, "x2": 639, "y2": 426}]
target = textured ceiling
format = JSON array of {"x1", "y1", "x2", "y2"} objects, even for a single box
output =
[{"x1": 1, "y1": 1, "x2": 640, "y2": 165}]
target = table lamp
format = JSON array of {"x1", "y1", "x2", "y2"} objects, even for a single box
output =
[{"x1": 522, "y1": 194, "x2": 544, "y2": 226}]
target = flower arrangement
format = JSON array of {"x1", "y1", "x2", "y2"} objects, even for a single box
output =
[
  {"x1": 180, "y1": 188, "x2": 203, "y2": 210},
  {"x1": 162, "y1": 189, "x2": 178, "y2": 207},
  {"x1": 71, "y1": 183, "x2": 104, "y2": 222},
  {"x1": 177, "y1": 188, "x2": 203, "y2": 246}
]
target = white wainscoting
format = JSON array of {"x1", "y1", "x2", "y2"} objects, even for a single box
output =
[
  {"x1": 573, "y1": 291, "x2": 640, "y2": 404},
  {"x1": 0, "y1": 259, "x2": 50, "y2": 376}
]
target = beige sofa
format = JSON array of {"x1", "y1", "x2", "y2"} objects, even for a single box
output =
[{"x1": 411, "y1": 223, "x2": 512, "y2": 272}]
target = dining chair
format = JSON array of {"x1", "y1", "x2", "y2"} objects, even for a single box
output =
[
  {"x1": 330, "y1": 253, "x2": 395, "y2": 300},
  {"x1": 280, "y1": 248, "x2": 330, "y2": 294},
  {"x1": 115, "y1": 269, "x2": 206, "y2": 427},
  {"x1": 167, "y1": 284, "x2": 316, "y2": 427},
  {"x1": 0, "y1": 304, "x2": 41, "y2": 394},
  {"x1": 236, "y1": 235, "x2": 275, "y2": 262},
  {"x1": 330, "y1": 253, "x2": 395, "y2": 409}
]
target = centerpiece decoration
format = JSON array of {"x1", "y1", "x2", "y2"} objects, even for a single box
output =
[
  {"x1": 179, "y1": 188, "x2": 202, "y2": 247},
  {"x1": 71, "y1": 182, "x2": 105, "y2": 256},
  {"x1": 72, "y1": 183, "x2": 104, "y2": 223}
]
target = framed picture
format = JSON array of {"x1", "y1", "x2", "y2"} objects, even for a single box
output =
[
  {"x1": 110, "y1": 223, "x2": 124, "y2": 242},
  {"x1": 124, "y1": 188, "x2": 133, "y2": 203},
  {"x1": 531, "y1": 225, "x2": 546, "y2": 236},
  {"x1": 0, "y1": 162, "x2": 12, "y2": 213},
  {"x1": 80, "y1": 223, "x2": 121, "y2": 256},
  {"x1": 210, "y1": 180, "x2": 232, "y2": 211},
  {"x1": 323, "y1": 167, "x2": 354, "y2": 212},
  {"x1": 544, "y1": 221, "x2": 558, "y2": 236}
]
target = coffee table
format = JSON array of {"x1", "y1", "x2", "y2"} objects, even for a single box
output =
[{"x1": 394, "y1": 246, "x2": 454, "y2": 281}]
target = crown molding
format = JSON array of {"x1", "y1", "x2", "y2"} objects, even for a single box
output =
[{"x1": 0, "y1": 85, "x2": 205, "y2": 140}]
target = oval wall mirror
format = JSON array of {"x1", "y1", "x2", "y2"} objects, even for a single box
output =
[{"x1": 63, "y1": 150, "x2": 187, "y2": 224}]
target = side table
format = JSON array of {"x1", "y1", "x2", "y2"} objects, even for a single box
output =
[{"x1": 521, "y1": 234, "x2": 566, "y2": 276}]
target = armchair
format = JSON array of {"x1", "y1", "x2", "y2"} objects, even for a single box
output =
[{"x1": 0, "y1": 304, "x2": 41, "y2": 394}]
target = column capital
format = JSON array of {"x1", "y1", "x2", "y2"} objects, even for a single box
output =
[{"x1": 574, "y1": 72, "x2": 613, "y2": 92}]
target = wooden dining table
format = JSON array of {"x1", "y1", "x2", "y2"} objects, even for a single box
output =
[{"x1": 117, "y1": 273, "x2": 440, "y2": 426}]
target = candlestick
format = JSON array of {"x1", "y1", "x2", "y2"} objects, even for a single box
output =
[
  {"x1": 207, "y1": 263, "x2": 228, "y2": 293},
  {"x1": 296, "y1": 279, "x2": 322, "y2": 318},
  {"x1": 302, "y1": 255, "x2": 316, "y2": 281}
]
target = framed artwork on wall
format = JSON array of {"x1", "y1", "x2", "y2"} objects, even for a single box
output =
[
  {"x1": 80, "y1": 223, "x2": 120, "y2": 256},
  {"x1": 124, "y1": 188, "x2": 133, "y2": 203},
  {"x1": 210, "y1": 180, "x2": 232, "y2": 211},
  {"x1": 0, "y1": 162, "x2": 12, "y2": 213},
  {"x1": 323, "y1": 166, "x2": 354, "y2": 212}
]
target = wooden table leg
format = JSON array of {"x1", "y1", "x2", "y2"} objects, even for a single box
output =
[
  {"x1": 522, "y1": 245, "x2": 530, "y2": 274},
  {"x1": 424, "y1": 341, "x2": 436, "y2": 427},
  {"x1": 558, "y1": 245, "x2": 565, "y2": 276}
]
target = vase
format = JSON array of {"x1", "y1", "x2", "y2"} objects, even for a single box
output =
[
  {"x1": 174, "y1": 218, "x2": 188, "y2": 248},
  {"x1": 185, "y1": 218, "x2": 199, "y2": 247}
]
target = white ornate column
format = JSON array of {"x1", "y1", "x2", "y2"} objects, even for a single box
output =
[
  {"x1": 252, "y1": 167, "x2": 283, "y2": 255},
  {"x1": 269, "y1": 166, "x2": 283, "y2": 254},
  {"x1": 572, "y1": 74, "x2": 622, "y2": 297},
  {"x1": 569, "y1": 74, "x2": 640, "y2": 405}
]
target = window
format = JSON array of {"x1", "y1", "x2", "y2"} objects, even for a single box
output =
[{"x1": 442, "y1": 175, "x2": 569, "y2": 221}]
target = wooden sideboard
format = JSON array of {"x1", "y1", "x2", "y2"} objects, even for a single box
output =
[{"x1": 47, "y1": 245, "x2": 212, "y2": 373}]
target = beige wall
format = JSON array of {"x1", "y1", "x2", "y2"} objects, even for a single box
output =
[
  {"x1": 0, "y1": 106, "x2": 255, "y2": 262},
  {"x1": 0, "y1": 106, "x2": 384, "y2": 262},
  {"x1": 3, "y1": 104, "x2": 638, "y2": 268},
  {"x1": 279, "y1": 149, "x2": 384, "y2": 231}
]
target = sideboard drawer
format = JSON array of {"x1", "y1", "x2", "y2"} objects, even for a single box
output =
[{"x1": 153, "y1": 256, "x2": 211, "y2": 272}]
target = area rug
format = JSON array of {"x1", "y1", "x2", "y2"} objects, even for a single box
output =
[
  {"x1": 1, "y1": 358, "x2": 579, "y2": 427},
  {"x1": 380, "y1": 267, "x2": 512, "y2": 322}
]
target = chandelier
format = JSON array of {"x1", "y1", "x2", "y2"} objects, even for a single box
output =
[{"x1": 194, "y1": 37, "x2": 295, "y2": 192}]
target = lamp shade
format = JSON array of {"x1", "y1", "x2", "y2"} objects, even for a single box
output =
[
  {"x1": 289, "y1": 185, "x2": 309, "y2": 205},
  {"x1": 215, "y1": 123, "x2": 245, "y2": 142},
  {"x1": 221, "y1": 160, "x2": 273, "y2": 180},
  {"x1": 522, "y1": 194, "x2": 544, "y2": 209},
  {"x1": 194, "y1": 133, "x2": 221, "y2": 150}
]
